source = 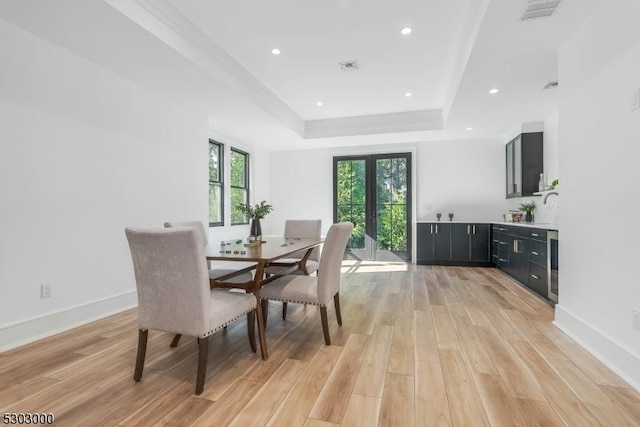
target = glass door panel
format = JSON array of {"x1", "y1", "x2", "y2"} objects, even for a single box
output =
[{"x1": 334, "y1": 153, "x2": 411, "y2": 261}]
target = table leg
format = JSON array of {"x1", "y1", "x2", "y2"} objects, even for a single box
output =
[{"x1": 254, "y1": 261, "x2": 268, "y2": 360}]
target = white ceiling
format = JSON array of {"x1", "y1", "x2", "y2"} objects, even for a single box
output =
[
  {"x1": 168, "y1": 0, "x2": 473, "y2": 120},
  {"x1": 0, "y1": 0, "x2": 601, "y2": 150}
]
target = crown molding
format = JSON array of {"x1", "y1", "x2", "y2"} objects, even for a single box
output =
[
  {"x1": 304, "y1": 110, "x2": 443, "y2": 139},
  {"x1": 105, "y1": 0, "x2": 305, "y2": 136}
]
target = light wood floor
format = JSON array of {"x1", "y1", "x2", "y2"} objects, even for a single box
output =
[{"x1": 2, "y1": 263, "x2": 640, "y2": 426}]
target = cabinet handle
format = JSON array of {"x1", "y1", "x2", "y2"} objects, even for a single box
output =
[
  {"x1": 532, "y1": 233, "x2": 539, "y2": 237},
  {"x1": 473, "y1": 225, "x2": 476, "y2": 234},
  {"x1": 435, "y1": 224, "x2": 439, "y2": 234},
  {"x1": 430, "y1": 224, "x2": 433, "y2": 234},
  {"x1": 531, "y1": 274, "x2": 539, "y2": 280},
  {"x1": 514, "y1": 240, "x2": 522, "y2": 253},
  {"x1": 532, "y1": 251, "x2": 539, "y2": 256},
  {"x1": 467, "y1": 225, "x2": 471, "y2": 234},
  {"x1": 499, "y1": 258, "x2": 507, "y2": 262},
  {"x1": 492, "y1": 239, "x2": 499, "y2": 243}
]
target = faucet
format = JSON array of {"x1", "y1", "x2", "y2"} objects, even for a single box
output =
[{"x1": 543, "y1": 191, "x2": 558, "y2": 204}]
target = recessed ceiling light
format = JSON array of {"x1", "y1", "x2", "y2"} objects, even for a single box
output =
[
  {"x1": 401, "y1": 27, "x2": 412, "y2": 35},
  {"x1": 316, "y1": 101, "x2": 323, "y2": 106},
  {"x1": 404, "y1": 92, "x2": 412, "y2": 97},
  {"x1": 467, "y1": 127, "x2": 473, "y2": 131},
  {"x1": 271, "y1": 48, "x2": 281, "y2": 55},
  {"x1": 489, "y1": 88, "x2": 499, "y2": 94}
]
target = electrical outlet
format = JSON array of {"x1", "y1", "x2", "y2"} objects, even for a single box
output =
[
  {"x1": 633, "y1": 308, "x2": 640, "y2": 331},
  {"x1": 41, "y1": 282, "x2": 53, "y2": 299}
]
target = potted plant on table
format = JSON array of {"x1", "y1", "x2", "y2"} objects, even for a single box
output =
[
  {"x1": 519, "y1": 201, "x2": 536, "y2": 223},
  {"x1": 237, "y1": 200, "x2": 274, "y2": 241}
]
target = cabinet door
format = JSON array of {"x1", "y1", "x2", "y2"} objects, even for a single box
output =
[
  {"x1": 508, "y1": 236, "x2": 529, "y2": 284},
  {"x1": 506, "y1": 141, "x2": 515, "y2": 197},
  {"x1": 452, "y1": 224, "x2": 470, "y2": 261},
  {"x1": 506, "y1": 137, "x2": 523, "y2": 198},
  {"x1": 433, "y1": 223, "x2": 452, "y2": 261},
  {"x1": 528, "y1": 263, "x2": 548, "y2": 298},
  {"x1": 416, "y1": 223, "x2": 434, "y2": 263},
  {"x1": 470, "y1": 224, "x2": 490, "y2": 262}
]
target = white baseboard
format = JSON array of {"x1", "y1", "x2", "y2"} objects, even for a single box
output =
[
  {"x1": 0, "y1": 291, "x2": 137, "y2": 353},
  {"x1": 554, "y1": 304, "x2": 640, "y2": 391}
]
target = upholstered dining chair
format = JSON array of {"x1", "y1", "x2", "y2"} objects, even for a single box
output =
[
  {"x1": 264, "y1": 219, "x2": 322, "y2": 320},
  {"x1": 125, "y1": 227, "x2": 259, "y2": 395},
  {"x1": 265, "y1": 219, "x2": 322, "y2": 276},
  {"x1": 259, "y1": 221, "x2": 353, "y2": 345},
  {"x1": 164, "y1": 221, "x2": 256, "y2": 283}
]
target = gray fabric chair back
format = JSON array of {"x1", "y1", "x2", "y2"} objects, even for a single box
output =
[
  {"x1": 317, "y1": 222, "x2": 353, "y2": 303},
  {"x1": 125, "y1": 227, "x2": 210, "y2": 337},
  {"x1": 164, "y1": 221, "x2": 209, "y2": 246},
  {"x1": 284, "y1": 219, "x2": 322, "y2": 261}
]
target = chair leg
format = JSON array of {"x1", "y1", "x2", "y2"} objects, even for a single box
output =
[
  {"x1": 320, "y1": 307, "x2": 331, "y2": 345},
  {"x1": 134, "y1": 329, "x2": 148, "y2": 381},
  {"x1": 261, "y1": 299, "x2": 269, "y2": 329},
  {"x1": 247, "y1": 310, "x2": 257, "y2": 353},
  {"x1": 282, "y1": 302, "x2": 288, "y2": 320},
  {"x1": 170, "y1": 333, "x2": 182, "y2": 348},
  {"x1": 334, "y1": 293, "x2": 342, "y2": 326},
  {"x1": 195, "y1": 336, "x2": 209, "y2": 395},
  {"x1": 255, "y1": 299, "x2": 269, "y2": 360}
]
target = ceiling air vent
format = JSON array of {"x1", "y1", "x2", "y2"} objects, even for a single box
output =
[
  {"x1": 543, "y1": 81, "x2": 559, "y2": 90},
  {"x1": 521, "y1": 0, "x2": 562, "y2": 21},
  {"x1": 338, "y1": 60, "x2": 360, "y2": 71}
]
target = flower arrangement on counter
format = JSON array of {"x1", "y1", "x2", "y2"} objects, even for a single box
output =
[
  {"x1": 518, "y1": 201, "x2": 536, "y2": 214},
  {"x1": 519, "y1": 201, "x2": 536, "y2": 223}
]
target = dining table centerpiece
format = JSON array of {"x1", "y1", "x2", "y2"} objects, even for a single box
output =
[{"x1": 237, "y1": 200, "x2": 274, "y2": 241}]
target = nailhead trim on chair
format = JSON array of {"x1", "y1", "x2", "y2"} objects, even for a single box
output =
[
  {"x1": 260, "y1": 297, "x2": 327, "y2": 307},
  {"x1": 198, "y1": 308, "x2": 255, "y2": 338}
]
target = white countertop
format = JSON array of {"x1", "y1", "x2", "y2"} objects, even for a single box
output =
[
  {"x1": 416, "y1": 220, "x2": 558, "y2": 230},
  {"x1": 491, "y1": 221, "x2": 558, "y2": 231}
]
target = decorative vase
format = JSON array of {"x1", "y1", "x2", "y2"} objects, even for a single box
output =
[
  {"x1": 250, "y1": 219, "x2": 262, "y2": 240},
  {"x1": 525, "y1": 212, "x2": 533, "y2": 223}
]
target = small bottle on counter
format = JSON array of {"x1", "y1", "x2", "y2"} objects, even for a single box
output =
[{"x1": 538, "y1": 173, "x2": 546, "y2": 192}]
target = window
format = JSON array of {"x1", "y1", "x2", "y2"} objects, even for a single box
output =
[
  {"x1": 208, "y1": 140, "x2": 223, "y2": 226},
  {"x1": 230, "y1": 148, "x2": 249, "y2": 224}
]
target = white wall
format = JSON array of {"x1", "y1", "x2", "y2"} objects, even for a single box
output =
[
  {"x1": 415, "y1": 138, "x2": 506, "y2": 222},
  {"x1": 555, "y1": 0, "x2": 640, "y2": 388},
  {"x1": 269, "y1": 138, "x2": 507, "y2": 255},
  {"x1": 0, "y1": 20, "x2": 209, "y2": 349}
]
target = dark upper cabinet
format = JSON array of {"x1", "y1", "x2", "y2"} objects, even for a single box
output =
[
  {"x1": 452, "y1": 224, "x2": 490, "y2": 262},
  {"x1": 506, "y1": 132, "x2": 543, "y2": 198}
]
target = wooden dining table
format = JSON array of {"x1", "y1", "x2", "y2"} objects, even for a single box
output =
[{"x1": 205, "y1": 236, "x2": 324, "y2": 360}]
